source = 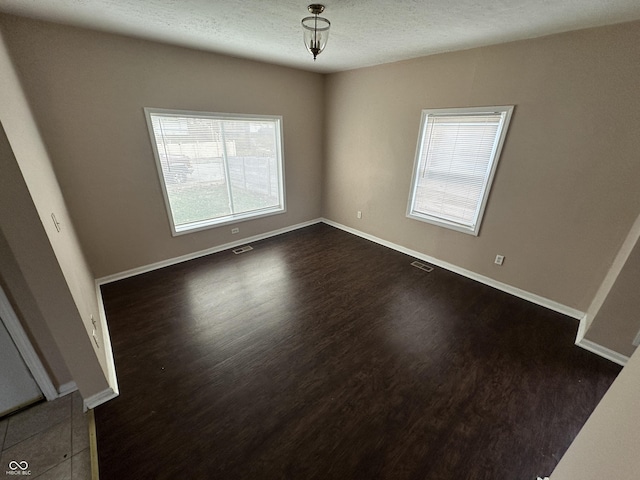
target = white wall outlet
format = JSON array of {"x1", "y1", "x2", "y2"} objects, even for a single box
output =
[
  {"x1": 494, "y1": 255, "x2": 505, "y2": 265},
  {"x1": 231, "y1": 228, "x2": 239, "y2": 234},
  {"x1": 357, "y1": 211, "x2": 362, "y2": 219}
]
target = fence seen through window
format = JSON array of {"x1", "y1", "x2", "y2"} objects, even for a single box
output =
[{"x1": 145, "y1": 109, "x2": 285, "y2": 234}]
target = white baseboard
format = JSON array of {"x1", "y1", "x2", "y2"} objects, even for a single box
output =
[
  {"x1": 324, "y1": 219, "x2": 631, "y2": 367},
  {"x1": 321, "y1": 218, "x2": 585, "y2": 320},
  {"x1": 575, "y1": 338, "x2": 629, "y2": 366},
  {"x1": 96, "y1": 218, "x2": 323, "y2": 285},
  {"x1": 93, "y1": 217, "x2": 628, "y2": 373},
  {"x1": 95, "y1": 282, "x2": 119, "y2": 405},
  {"x1": 88, "y1": 218, "x2": 322, "y2": 410},
  {"x1": 574, "y1": 315, "x2": 630, "y2": 366},
  {"x1": 57, "y1": 381, "x2": 78, "y2": 397},
  {"x1": 575, "y1": 313, "x2": 590, "y2": 344},
  {"x1": 83, "y1": 387, "x2": 119, "y2": 411}
]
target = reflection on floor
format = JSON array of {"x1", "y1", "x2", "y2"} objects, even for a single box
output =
[
  {"x1": 0, "y1": 391, "x2": 93, "y2": 479},
  {"x1": 96, "y1": 223, "x2": 620, "y2": 479}
]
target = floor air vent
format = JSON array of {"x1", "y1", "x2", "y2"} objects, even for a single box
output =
[
  {"x1": 232, "y1": 245, "x2": 254, "y2": 255},
  {"x1": 411, "y1": 260, "x2": 434, "y2": 272}
]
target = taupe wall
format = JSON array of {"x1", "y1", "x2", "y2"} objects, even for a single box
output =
[
  {"x1": 585, "y1": 224, "x2": 640, "y2": 357},
  {"x1": 0, "y1": 224, "x2": 72, "y2": 388},
  {"x1": 0, "y1": 15, "x2": 324, "y2": 279},
  {"x1": 1, "y1": 13, "x2": 638, "y2": 361},
  {"x1": 0, "y1": 29, "x2": 109, "y2": 397},
  {"x1": 324, "y1": 21, "x2": 640, "y2": 312},
  {"x1": 0, "y1": 123, "x2": 107, "y2": 396}
]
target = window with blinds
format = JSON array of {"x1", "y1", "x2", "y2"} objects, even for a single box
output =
[
  {"x1": 407, "y1": 106, "x2": 513, "y2": 235},
  {"x1": 145, "y1": 108, "x2": 285, "y2": 235}
]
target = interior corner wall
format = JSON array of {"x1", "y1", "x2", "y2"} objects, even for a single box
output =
[
  {"x1": 0, "y1": 227, "x2": 73, "y2": 389},
  {"x1": 323, "y1": 21, "x2": 640, "y2": 313},
  {"x1": 583, "y1": 228, "x2": 640, "y2": 357},
  {"x1": 0, "y1": 27, "x2": 110, "y2": 397},
  {"x1": 0, "y1": 122, "x2": 107, "y2": 397},
  {"x1": 0, "y1": 14, "x2": 325, "y2": 279},
  {"x1": 1, "y1": 12, "x2": 638, "y2": 336}
]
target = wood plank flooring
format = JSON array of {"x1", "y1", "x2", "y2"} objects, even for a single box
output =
[{"x1": 95, "y1": 223, "x2": 620, "y2": 480}]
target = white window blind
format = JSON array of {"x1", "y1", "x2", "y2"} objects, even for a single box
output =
[
  {"x1": 407, "y1": 106, "x2": 513, "y2": 235},
  {"x1": 145, "y1": 108, "x2": 285, "y2": 235}
]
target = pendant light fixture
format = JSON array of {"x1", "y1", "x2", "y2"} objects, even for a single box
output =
[{"x1": 301, "y1": 4, "x2": 330, "y2": 60}]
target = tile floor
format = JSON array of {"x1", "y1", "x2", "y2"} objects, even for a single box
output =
[{"x1": 0, "y1": 391, "x2": 92, "y2": 479}]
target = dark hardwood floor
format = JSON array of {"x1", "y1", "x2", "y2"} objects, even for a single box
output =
[{"x1": 96, "y1": 223, "x2": 620, "y2": 480}]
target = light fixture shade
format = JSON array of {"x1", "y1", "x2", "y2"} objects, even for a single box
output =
[{"x1": 302, "y1": 15, "x2": 330, "y2": 60}]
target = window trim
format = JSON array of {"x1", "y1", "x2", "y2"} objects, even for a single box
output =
[
  {"x1": 144, "y1": 108, "x2": 286, "y2": 236},
  {"x1": 406, "y1": 105, "x2": 514, "y2": 236}
]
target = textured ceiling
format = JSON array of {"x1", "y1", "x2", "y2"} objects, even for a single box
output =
[{"x1": 1, "y1": 0, "x2": 640, "y2": 73}]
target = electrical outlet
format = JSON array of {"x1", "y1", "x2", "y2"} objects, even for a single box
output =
[
  {"x1": 357, "y1": 211, "x2": 362, "y2": 219},
  {"x1": 231, "y1": 228, "x2": 239, "y2": 234},
  {"x1": 494, "y1": 255, "x2": 505, "y2": 265}
]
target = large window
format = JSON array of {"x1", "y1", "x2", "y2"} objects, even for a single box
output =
[
  {"x1": 407, "y1": 106, "x2": 513, "y2": 235},
  {"x1": 145, "y1": 108, "x2": 285, "y2": 235}
]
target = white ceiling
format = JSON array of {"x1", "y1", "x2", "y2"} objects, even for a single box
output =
[{"x1": 1, "y1": 0, "x2": 639, "y2": 73}]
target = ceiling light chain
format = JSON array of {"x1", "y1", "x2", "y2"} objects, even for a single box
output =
[{"x1": 301, "y1": 4, "x2": 330, "y2": 60}]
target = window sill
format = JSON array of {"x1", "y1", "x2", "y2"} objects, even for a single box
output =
[
  {"x1": 406, "y1": 211, "x2": 479, "y2": 236},
  {"x1": 172, "y1": 206, "x2": 286, "y2": 236}
]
